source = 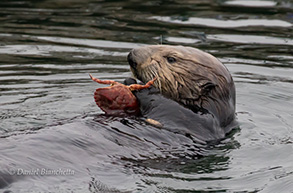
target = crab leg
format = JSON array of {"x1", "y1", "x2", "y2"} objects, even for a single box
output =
[
  {"x1": 89, "y1": 74, "x2": 117, "y2": 85},
  {"x1": 129, "y1": 77, "x2": 157, "y2": 91}
]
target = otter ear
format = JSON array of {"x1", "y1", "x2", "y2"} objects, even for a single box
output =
[{"x1": 200, "y1": 82, "x2": 216, "y2": 95}]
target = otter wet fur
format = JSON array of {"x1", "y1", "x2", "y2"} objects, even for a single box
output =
[{"x1": 127, "y1": 45, "x2": 238, "y2": 143}]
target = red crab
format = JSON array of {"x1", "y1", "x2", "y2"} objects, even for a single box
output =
[{"x1": 89, "y1": 74, "x2": 156, "y2": 115}]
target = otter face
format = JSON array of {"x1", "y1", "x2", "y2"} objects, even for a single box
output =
[{"x1": 127, "y1": 45, "x2": 235, "y2": 122}]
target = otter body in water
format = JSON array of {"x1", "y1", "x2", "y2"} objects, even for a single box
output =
[{"x1": 127, "y1": 45, "x2": 237, "y2": 142}]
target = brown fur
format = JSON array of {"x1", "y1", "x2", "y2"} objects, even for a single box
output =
[{"x1": 128, "y1": 45, "x2": 236, "y2": 127}]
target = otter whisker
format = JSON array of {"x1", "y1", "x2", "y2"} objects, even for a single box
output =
[{"x1": 150, "y1": 66, "x2": 162, "y2": 91}]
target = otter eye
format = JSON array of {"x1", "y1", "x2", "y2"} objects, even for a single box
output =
[
  {"x1": 166, "y1": 57, "x2": 176, "y2": 63},
  {"x1": 200, "y1": 82, "x2": 216, "y2": 95}
]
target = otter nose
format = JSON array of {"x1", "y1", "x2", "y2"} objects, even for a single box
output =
[{"x1": 127, "y1": 52, "x2": 138, "y2": 69}]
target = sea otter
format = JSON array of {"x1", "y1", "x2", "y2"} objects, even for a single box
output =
[{"x1": 127, "y1": 45, "x2": 237, "y2": 142}]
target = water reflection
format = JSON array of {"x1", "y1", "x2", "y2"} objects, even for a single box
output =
[
  {"x1": 225, "y1": 0, "x2": 277, "y2": 7},
  {"x1": 152, "y1": 16, "x2": 292, "y2": 28}
]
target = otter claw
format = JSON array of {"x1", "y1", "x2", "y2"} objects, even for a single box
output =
[{"x1": 145, "y1": 118, "x2": 163, "y2": 128}]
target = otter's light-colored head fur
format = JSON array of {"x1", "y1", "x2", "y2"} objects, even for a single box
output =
[{"x1": 127, "y1": 45, "x2": 235, "y2": 125}]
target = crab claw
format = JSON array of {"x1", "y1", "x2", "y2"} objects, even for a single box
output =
[
  {"x1": 129, "y1": 77, "x2": 157, "y2": 91},
  {"x1": 89, "y1": 74, "x2": 117, "y2": 85}
]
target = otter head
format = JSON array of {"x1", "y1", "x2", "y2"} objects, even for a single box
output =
[{"x1": 127, "y1": 45, "x2": 235, "y2": 127}]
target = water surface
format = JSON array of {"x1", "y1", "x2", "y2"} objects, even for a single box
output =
[{"x1": 0, "y1": 0, "x2": 293, "y2": 192}]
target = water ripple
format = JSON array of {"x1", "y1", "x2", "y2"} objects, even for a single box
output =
[
  {"x1": 151, "y1": 16, "x2": 292, "y2": 28},
  {"x1": 0, "y1": 0, "x2": 293, "y2": 192}
]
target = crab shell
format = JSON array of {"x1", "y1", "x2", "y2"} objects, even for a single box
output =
[{"x1": 94, "y1": 85, "x2": 140, "y2": 115}]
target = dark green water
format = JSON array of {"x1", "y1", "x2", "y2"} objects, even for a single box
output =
[{"x1": 0, "y1": 0, "x2": 293, "y2": 192}]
